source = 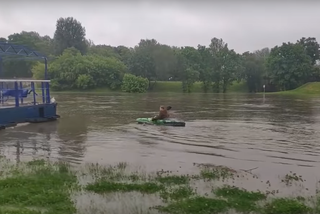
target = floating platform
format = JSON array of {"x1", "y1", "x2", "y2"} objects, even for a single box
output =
[{"x1": 0, "y1": 79, "x2": 60, "y2": 130}]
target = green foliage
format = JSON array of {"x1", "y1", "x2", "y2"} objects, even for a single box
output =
[
  {"x1": 242, "y1": 51, "x2": 266, "y2": 92},
  {"x1": 182, "y1": 68, "x2": 200, "y2": 93},
  {"x1": 49, "y1": 48, "x2": 126, "y2": 90},
  {"x1": 76, "y1": 74, "x2": 94, "y2": 90},
  {"x1": 121, "y1": 73, "x2": 149, "y2": 93},
  {"x1": 31, "y1": 62, "x2": 45, "y2": 80},
  {"x1": 1, "y1": 18, "x2": 320, "y2": 94},
  {"x1": 266, "y1": 42, "x2": 313, "y2": 91},
  {"x1": 197, "y1": 45, "x2": 213, "y2": 92},
  {"x1": 264, "y1": 198, "x2": 312, "y2": 214},
  {"x1": 53, "y1": 17, "x2": 87, "y2": 55},
  {"x1": 297, "y1": 37, "x2": 320, "y2": 65},
  {"x1": 156, "y1": 197, "x2": 230, "y2": 214},
  {"x1": 128, "y1": 39, "x2": 157, "y2": 84}
]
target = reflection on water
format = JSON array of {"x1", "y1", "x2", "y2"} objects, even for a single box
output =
[{"x1": 1, "y1": 93, "x2": 320, "y2": 189}]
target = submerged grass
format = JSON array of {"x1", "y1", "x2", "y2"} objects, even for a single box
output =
[
  {"x1": 0, "y1": 159, "x2": 77, "y2": 214},
  {"x1": 0, "y1": 157, "x2": 319, "y2": 214}
]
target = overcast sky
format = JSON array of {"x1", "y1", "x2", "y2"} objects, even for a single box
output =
[{"x1": 1, "y1": 0, "x2": 319, "y2": 53}]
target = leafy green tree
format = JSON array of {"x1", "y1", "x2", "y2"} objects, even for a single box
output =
[
  {"x1": 114, "y1": 45, "x2": 133, "y2": 67},
  {"x1": 2, "y1": 31, "x2": 53, "y2": 78},
  {"x1": 242, "y1": 52, "x2": 265, "y2": 92},
  {"x1": 0, "y1": 37, "x2": 7, "y2": 42},
  {"x1": 88, "y1": 45, "x2": 121, "y2": 59},
  {"x1": 48, "y1": 47, "x2": 126, "y2": 90},
  {"x1": 85, "y1": 54, "x2": 127, "y2": 89},
  {"x1": 181, "y1": 68, "x2": 199, "y2": 93},
  {"x1": 53, "y1": 17, "x2": 87, "y2": 55},
  {"x1": 76, "y1": 74, "x2": 95, "y2": 90},
  {"x1": 207, "y1": 37, "x2": 242, "y2": 93},
  {"x1": 128, "y1": 39, "x2": 178, "y2": 89},
  {"x1": 174, "y1": 47, "x2": 200, "y2": 92},
  {"x1": 266, "y1": 42, "x2": 313, "y2": 91},
  {"x1": 121, "y1": 73, "x2": 149, "y2": 93},
  {"x1": 208, "y1": 37, "x2": 228, "y2": 92},
  {"x1": 152, "y1": 44, "x2": 177, "y2": 81},
  {"x1": 31, "y1": 61, "x2": 45, "y2": 80},
  {"x1": 128, "y1": 40, "x2": 157, "y2": 88},
  {"x1": 197, "y1": 45, "x2": 212, "y2": 92},
  {"x1": 7, "y1": 31, "x2": 53, "y2": 56},
  {"x1": 311, "y1": 66, "x2": 320, "y2": 81},
  {"x1": 297, "y1": 37, "x2": 320, "y2": 65},
  {"x1": 220, "y1": 48, "x2": 241, "y2": 93}
]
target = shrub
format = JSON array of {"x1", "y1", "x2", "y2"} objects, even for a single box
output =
[{"x1": 121, "y1": 73, "x2": 149, "y2": 93}]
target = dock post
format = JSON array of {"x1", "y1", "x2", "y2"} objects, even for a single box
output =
[
  {"x1": 44, "y1": 58, "x2": 50, "y2": 104},
  {"x1": 0, "y1": 56, "x2": 3, "y2": 104},
  {"x1": 31, "y1": 82, "x2": 36, "y2": 105},
  {"x1": 0, "y1": 56, "x2": 2, "y2": 78},
  {"x1": 41, "y1": 82, "x2": 45, "y2": 104},
  {"x1": 14, "y1": 81, "x2": 19, "y2": 107},
  {"x1": 19, "y1": 81, "x2": 23, "y2": 105}
]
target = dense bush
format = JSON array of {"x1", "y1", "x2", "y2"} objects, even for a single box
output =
[
  {"x1": 34, "y1": 48, "x2": 127, "y2": 91},
  {"x1": 121, "y1": 73, "x2": 149, "y2": 93}
]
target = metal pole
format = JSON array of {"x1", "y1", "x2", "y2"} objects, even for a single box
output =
[
  {"x1": 44, "y1": 57, "x2": 50, "y2": 103},
  {"x1": 19, "y1": 81, "x2": 23, "y2": 105},
  {"x1": 0, "y1": 56, "x2": 3, "y2": 93},
  {"x1": 14, "y1": 81, "x2": 19, "y2": 107},
  {"x1": 41, "y1": 82, "x2": 45, "y2": 104},
  {"x1": 0, "y1": 57, "x2": 2, "y2": 104},
  {"x1": 44, "y1": 57, "x2": 48, "y2": 80},
  {"x1": 0, "y1": 56, "x2": 2, "y2": 78},
  {"x1": 31, "y1": 82, "x2": 36, "y2": 105}
]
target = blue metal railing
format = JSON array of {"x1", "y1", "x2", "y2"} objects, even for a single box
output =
[{"x1": 0, "y1": 79, "x2": 51, "y2": 107}]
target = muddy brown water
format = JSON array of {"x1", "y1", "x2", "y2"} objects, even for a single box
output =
[{"x1": 1, "y1": 92, "x2": 320, "y2": 196}]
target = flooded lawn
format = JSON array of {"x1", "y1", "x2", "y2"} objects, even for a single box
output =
[{"x1": 0, "y1": 158, "x2": 319, "y2": 214}]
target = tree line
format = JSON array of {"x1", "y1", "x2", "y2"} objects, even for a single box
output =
[{"x1": 0, "y1": 17, "x2": 319, "y2": 93}]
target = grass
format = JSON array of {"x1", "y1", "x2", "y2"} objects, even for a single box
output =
[
  {"x1": 150, "y1": 81, "x2": 247, "y2": 93},
  {"x1": 267, "y1": 82, "x2": 320, "y2": 96},
  {"x1": 0, "y1": 159, "x2": 77, "y2": 214},
  {"x1": 47, "y1": 81, "x2": 248, "y2": 94},
  {"x1": 0, "y1": 157, "x2": 319, "y2": 214}
]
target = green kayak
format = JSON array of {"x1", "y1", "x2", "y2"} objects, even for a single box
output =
[{"x1": 136, "y1": 118, "x2": 186, "y2": 127}]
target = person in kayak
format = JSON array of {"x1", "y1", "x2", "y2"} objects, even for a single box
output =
[{"x1": 151, "y1": 105, "x2": 171, "y2": 121}]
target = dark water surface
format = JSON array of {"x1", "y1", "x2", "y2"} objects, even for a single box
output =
[{"x1": 1, "y1": 92, "x2": 320, "y2": 192}]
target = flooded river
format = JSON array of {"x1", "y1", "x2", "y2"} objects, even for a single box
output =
[{"x1": 1, "y1": 92, "x2": 320, "y2": 192}]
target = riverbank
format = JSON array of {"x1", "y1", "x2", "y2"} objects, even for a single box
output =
[
  {"x1": 48, "y1": 81, "x2": 248, "y2": 94},
  {"x1": 0, "y1": 157, "x2": 319, "y2": 214},
  {"x1": 266, "y1": 82, "x2": 320, "y2": 96}
]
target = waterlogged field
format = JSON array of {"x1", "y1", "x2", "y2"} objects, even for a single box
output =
[{"x1": 1, "y1": 157, "x2": 320, "y2": 214}]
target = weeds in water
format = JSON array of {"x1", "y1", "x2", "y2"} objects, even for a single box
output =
[
  {"x1": 213, "y1": 185, "x2": 267, "y2": 213},
  {"x1": 159, "y1": 185, "x2": 195, "y2": 202},
  {"x1": 155, "y1": 175, "x2": 189, "y2": 185},
  {"x1": 281, "y1": 171, "x2": 305, "y2": 186},
  {"x1": 214, "y1": 185, "x2": 266, "y2": 201},
  {"x1": 199, "y1": 165, "x2": 235, "y2": 181},
  {"x1": 154, "y1": 197, "x2": 230, "y2": 214},
  {"x1": 0, "y1": 158, "x2": 320, "y2": 214},
  {"x1": 85, "y1": 181, "x2": 164, "y2": 194},
  {"x1": 264, "y1": 198, "x2": 312, "y2": 214}
]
